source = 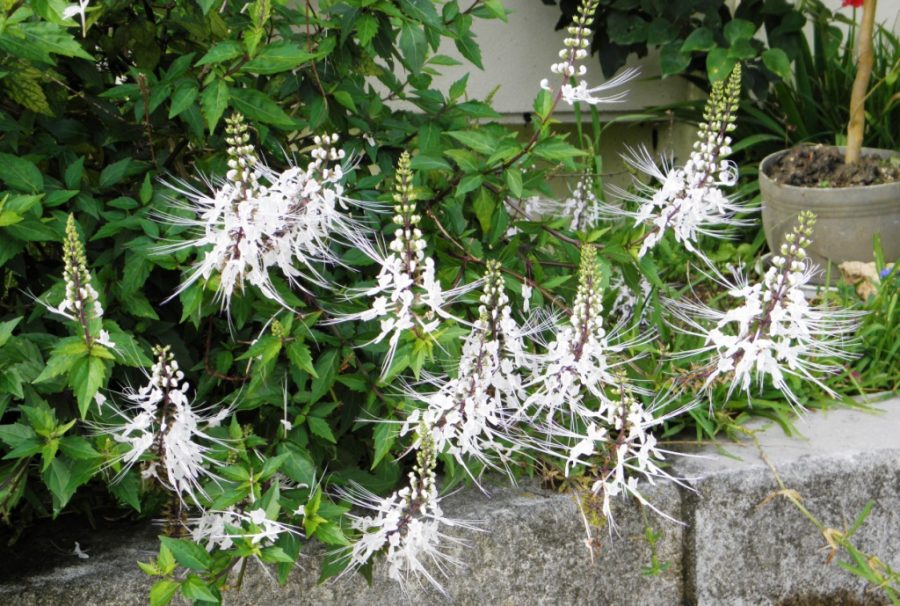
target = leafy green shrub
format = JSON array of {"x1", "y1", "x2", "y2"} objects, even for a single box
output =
[{"x1": 0, "y1": 0, "x2": 889, "y2": 603}]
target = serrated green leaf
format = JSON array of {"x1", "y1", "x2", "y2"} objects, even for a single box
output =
[
  {"x1": 355, "y1": 14, "x2": 378, "y2": 46},
  {"x1": 0, "y1": 317, "x2": 21, "y2": 348},
  {"x1": 371, "y1": 422, "x2": 395, "y2": 469},
  {"x1": 98, "y1": 158, "x2": 132, "y2": 189},
  {"x1": 505, "y1": 169, "x2": 523, "y2": 198},
  {"x1": 229, "y1": 88, "x2": 295, "y2": 129},
  {"x1": 201, "y1": 80, "x2": 229, "y2": 134},
  {"x1": 168, "y1": 81, "x2": 199, "y2": 118},
  {"x1": 307, "y1": 416, "x2": 336, "y2": 443},
  {"x1": 196, "y1": 40, "x2": 244, "y2": 66},
  {"x1": 242, "y1": 42, "x2": 318, "y2": 74},
  {"x1": 149, "y1": 579, "x2": 180, "y2": 606},
  {"x1": 69, "y1": 355, "x2": 107, "y2": 418},
  {"x1": 181, "y1": 575, "x2": 217, "y2": 601},
  {"x1": 159, "y1": 536, "x2": 212, "y2": 571},
  {"x1": 286, "y1": 341, "x2": 317, "y2": 377},
  {"x1": 445, "y1": 130, "x2": 496, "y2": 155},
  {"x1": 0, "y1": 154, "x2": 43, "y2": 193},
  {"x1": 398, "y1": 23, "x2": 427, "y2": 74}
]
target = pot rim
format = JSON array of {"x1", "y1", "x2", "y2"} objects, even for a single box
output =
[{"x1": 758, "y1": 145, "x2": 900, "y2": 193}]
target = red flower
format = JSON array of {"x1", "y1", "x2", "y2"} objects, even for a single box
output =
[{"x1": 841, "y1": 0, "x2": 863, "y2": 7}]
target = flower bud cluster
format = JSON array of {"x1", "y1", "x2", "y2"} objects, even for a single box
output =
[
  {"x1": 562, "y1": 176, "x2": 602, "y2": 232},
  {"x1": 563, "y1": 382, "x2": 672, "y2": 523},
  {"x1": 540, "y1": 0, "x2": 637, "y2": 106},
  {"x1": 670, "y1": 211, "x2": 862, "y2": 406},
  {"x1": 160, "y1": 113, "x2": 375, "y2": 311},
  {"x1": 548, "y1": 0, "x2": 596, "y2": 79},
  {"x1": 55, "y1": 214, "x2": 114, "y2": 348}
]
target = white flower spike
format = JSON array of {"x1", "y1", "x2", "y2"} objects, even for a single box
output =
[
  {"x1": 602, "y1": 66, "x2": 749, "y2": 260},
  {"x1": 327, "y1": 151, "x2": 475, "y2": 375},
  {"x1": 336, "y1": 428, "x2": 477, "y2": 595},
  {"x1": 668, "y1": 211, "x2": 863, "y2": 407},
  {"x1": 158, "y1": 113, "x2": 376, "y2": 312},
  {"x1": 98, "y1": 345, "x2": 230, "y2": 504}
]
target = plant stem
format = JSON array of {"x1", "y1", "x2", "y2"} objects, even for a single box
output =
[{"x1": 845, "y1": 0, "x2": 877, "y2": 165}]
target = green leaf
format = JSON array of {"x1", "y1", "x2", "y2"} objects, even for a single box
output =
[
  {"x1": 445, "y1": 130, "x2": 496, "y2": 155},
  {"x1": 286, "y1": 341, "x2": 317, "y2": 377},
  {"x1": 398, "y1": 23, "x2": 427, "y2": 74},
  {"x1": 660, "y1": 43, "x2": 691, "y2": 76},
  {"x1": 454, "y1": 34, "x2": 483, "y2": 69},
  {"x1": 59, "y1": 436, "x2": 100, "y2": 460},
  {"x1": 149, "y1": 580, "x2": 180, "y2": 606},
  {"x1": 706, "y1": 47, "x2": 737, "y2": 83},
  {"x1": 242, "y1": 42, "x2": 318, "y2": 74},
  {"x1": 371, "y1": 422, "x2": 395, "y2": 469},
  {"x1": 168, "y1": 81, "x2": 199, "y2": 119},
  {"x1": 201, "y1": 80, "x2": 229, "y2": 134},
  {"x1": 0, "y1": 154, "x2": 43, "y2": 193},
  {"x1": 455, "y1": 173, "x2": 482, "y2": 197},
  {"x1": 98, "y1": 158, "x2": 132, "y2": 190},
  {"x1": 69, "y1": 355, "x2": 107, "y2": 418},
  {"x1": 64, "y1": 157, "x2": 85, "y2": 189},
  {"x1": 409, "y1": 154, "x2": 452, "y2": 172},
  {"x1": 762, "y1": 48, "x2": 792, "y2": 81},
  {"x1": 158, "y1": 537, "x2": 212, "y2": 571},
  {"x1": 680, "y1": 27, "x2": 715, "y2": 53},
  {"x1": 42, "y1": 457, "x2": 76, "y2": 512},
  {"x1": 472, "y1": 187, "x2": 494, "y2": 232},
  {"x1": 309, "y1": 349, "x2": 338, "y2": 403},
  {"x1": 504, "y1": 169, "x2": 523, "y2": 198},
  {"x1": 34, "y1": 346, "x2": 85, "y2": 384},
  {"x1": 0, "y1": 317, "x2": 21, "y2": 348},
  {"x1": 314, "y1": 521, "x2": 350, "y2": 546},
  {"x1": 534, "y1": 139, "x2": 585, "y2": 161},
  {"x1": 724, "y1": 19, "x2": 756, "y2": 45},
  {"x1": 229, "y1": 88, "x2": 295, "y2": 129},
  {"x1": 181, "y1": 575, "x2": 218, "y2": 602},
  {"x1": 195, "y1": 40, "x2": 244, "y2": 66},
  {"x1": 355, "y1": 14, "x2": 379, "y2": 46},
  {"x1": 307, "y1": 416, "x2": 336, "y2": 444}
]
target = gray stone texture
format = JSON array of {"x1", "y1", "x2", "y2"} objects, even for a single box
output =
[{"x1": 1, "y1": 397, "x2": 897, "y2": 605}]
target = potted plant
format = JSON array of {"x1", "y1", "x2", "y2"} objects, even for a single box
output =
[{"x1": 758, "y1": 0, "x2": 900, "y2": 279}]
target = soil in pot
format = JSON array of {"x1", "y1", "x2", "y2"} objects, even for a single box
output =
[{"x1": 766, "y1": 144, "x2": 900, "y2": 187}]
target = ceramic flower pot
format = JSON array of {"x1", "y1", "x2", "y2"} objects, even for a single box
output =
[{"x1": 759, "y1": 146, "x2": 900, "y2": 282}]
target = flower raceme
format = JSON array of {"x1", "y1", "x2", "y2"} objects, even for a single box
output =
[
  {"x1": 524, "y1": 245, "x2": 648, "y2": 425},
  {"x1": 603, "y1": 65, "x2": 748, "y2": 260},
  {"x1": 539, "y1": 0, "x2": 639, "y2": 107},
  {"x1": 328, "y1": 151, "x2": 474, "y2": 375},
  {"x1": 402, "y1": 261, "x2": 536, "y2": 475},
  {"x1": 158, "y1": 113, "x2": 376, "y2": 311},
  {"x1": 99, "y1": 345, "x2": 229, "y2": 505},
  {"x1": 337, "y1": 429, "x2": 477, "y2": 594},
  {"x1": 669, "y1": 212, "x2": 863, "y2": 406},
  {"x1": 47, "y1": 214, "x2": 114, "y2": 349}
]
